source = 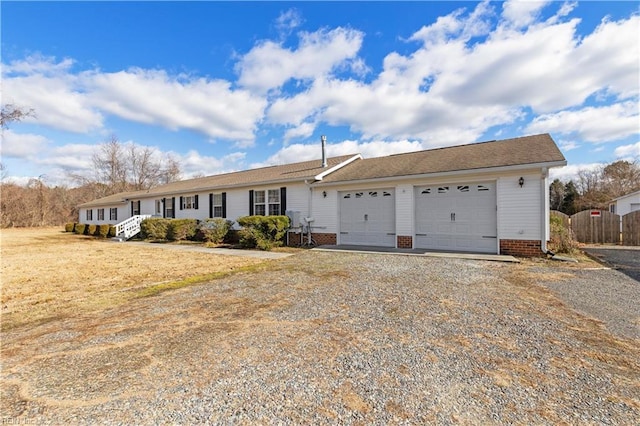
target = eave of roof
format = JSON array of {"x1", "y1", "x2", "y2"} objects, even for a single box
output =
[
  {"x1": 78, "y1": 154, "x2": 359, "y2": 208},
  {"x1": 319, "y1": 134, "x2": 566, "y2": 184}
]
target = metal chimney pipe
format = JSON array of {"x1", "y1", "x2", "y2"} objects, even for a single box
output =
[{"x1": 321, "y1": 135, "x2": 327, "y2": 168}]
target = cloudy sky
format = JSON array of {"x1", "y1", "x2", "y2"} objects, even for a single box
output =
[{"x1": 2, "y1": 1, "x2": 638, "y2": 186}]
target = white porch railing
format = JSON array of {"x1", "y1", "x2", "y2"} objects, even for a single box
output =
[{"x1": 114, "y1": 215, "x2": 151, "y2": 240}]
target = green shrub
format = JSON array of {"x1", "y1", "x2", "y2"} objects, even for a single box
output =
[
  {"x1": 237, "y1": 215, "x2": 290, "y2": 251},
  {"x1": 64, "y1": 223, "x2": 74, "y2": 232},
  {"x1": 96, "y1": 224, "x2": 110, "y2": 238},
  {"x1": 108, "y1": 226, "x2": 117, "y2": 238},
  {"x1": 87, "y1": 224, "x2": 97, "y2": 236},
  {"x1": 74, "y1": 224, "x2": 86, "y2": 235},
  {"x1": 167, "y1": 219, "x2": 198, "y2": 241},
  {"x1": 549, "y1": 215, "x2": 578, "y2": 254},
  {"x1": 140, "y1": 218, "x2": 170, "y2": 240},
  {"x1": 197, "y1": 218, "x2": 232, "y2": 244}
]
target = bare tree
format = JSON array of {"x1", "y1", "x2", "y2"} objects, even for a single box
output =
[
  {"x1": 92, "y1": 136, "x2": 129, "y2": 194},
  {"x1": 1, "y1": 104, "x2": 35, "y2": 128}
]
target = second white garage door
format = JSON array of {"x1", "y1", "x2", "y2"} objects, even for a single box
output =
[
  {"x1": 339, "y1": 189, "x2": 395, "y2": 247},
  {"x1": 415, "y1": 182, "x2": 497, "y2": 253}
]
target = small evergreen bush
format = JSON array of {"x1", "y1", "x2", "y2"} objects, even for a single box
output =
[
  {"x1": 197, "y1": 218, "x2": 232, "y2": 244},
  {"x1": 167, "y1": 219, "x2": 198, "y2": 241},
  {"x1": 140, "y1": 218, "x2": 170, "y2": 240},
  {"x1": 108, "y1": 226, "x2": 117, "y2": 237},
  {"x1": 74, "y1": 224, "x2": 86, "y2": 235},
  {"x1": 237, "y1": 215, "x2": 290, "y2": 251},
  {"x1": 87, "y1": 224, "x2": 97, "y2": 236},
  {"x1": 64, "y1": 223, "x2": 74, "y2": 232},
  {"x1": 96, "y1": 224, "x2": 110, "y2": 238}
]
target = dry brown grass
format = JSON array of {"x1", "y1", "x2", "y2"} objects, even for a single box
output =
[{"x1": 0, "y1": 227, "x2": 267, "y2": 330}]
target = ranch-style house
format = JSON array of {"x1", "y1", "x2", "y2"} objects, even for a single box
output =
[{"x1": 78, "y1": 133, "x2": 567, "y2": 257}]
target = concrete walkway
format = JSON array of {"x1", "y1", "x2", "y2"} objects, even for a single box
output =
[{"x1": 314, "y1": 245, "x2": 520, "y2": 263}]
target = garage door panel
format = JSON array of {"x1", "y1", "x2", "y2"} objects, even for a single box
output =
[
  {"x1": 340, "y1": 189, "x2": 395, "y2": 247},
  {"x1": 415, "y1": 182, "x2": 497, "y2": 253}
]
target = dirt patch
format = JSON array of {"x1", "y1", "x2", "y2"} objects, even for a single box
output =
[{"x1": 0, "y1": 227, "x2": 268, "y2": 330}]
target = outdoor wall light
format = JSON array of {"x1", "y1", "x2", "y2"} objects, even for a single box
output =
[
  {"x1": 518, "y1": 177, "x2": 524, "y2": 187},
  {"x1": 322, "y1": 191, "x2": 327, "y2": 198}
]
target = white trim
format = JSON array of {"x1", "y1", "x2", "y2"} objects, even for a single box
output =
[
  {"x1": 314, "y1": 154, "x2": 362, "y2": 181},
  {"x1": 314, "y1": 160, "x2": 567, "y2": 187}
]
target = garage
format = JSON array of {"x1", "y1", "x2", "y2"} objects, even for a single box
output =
[
  {"x1": 415, "y1": 182, "x2": 497, "y2": 253},
  {"x1": 339, "y1": 189, "x2": 395, "y2": 246}
]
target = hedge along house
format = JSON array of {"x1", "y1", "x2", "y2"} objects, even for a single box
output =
[{"x1": 78, "y1": 133, "x2": 566, "y2": 256}]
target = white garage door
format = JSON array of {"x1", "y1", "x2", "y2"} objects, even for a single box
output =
[
  {"x1": 415, "y1": 182, "x2": 497, "y2": 253},
  {"x1": 339, "y1": 189, "x2": 395, "y2": 247}
]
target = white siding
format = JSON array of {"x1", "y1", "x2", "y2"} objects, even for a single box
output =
[
  {"x1": 614, "y1": 192, "x2": 640, "y2": 216},
  {"x1": 497, "y1": 172, "x2": 543, "y2": 240},
  {"x1": 395, "y1": 184, "x2": 413, "y2": 236},
  {"x1": 311, "y1": 187, "x2": 337, "y2": 233}
]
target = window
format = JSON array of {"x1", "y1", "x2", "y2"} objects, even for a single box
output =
[
  {"x1": 97, "y1": 208, "x2": 104, "y2": 220},
  {"x1": 132, "y1": 200, "x2": 140, "y2": 215},
  {"x1": 180, "y1": 195, "x2": 198, "y2": 210},
  {"x1": 182, "y1": 196, "x2": 194, "y2": 209},
  {"x1": 254, "y1": 190, "x2": 266, "y2": 216},
  {"x1": 250, "y1": 188, "x2": 285, "y2": 216},
  {"x1": 213, "y1": 194, "x2": 224, "y2": 218},
  {"x1": 155, "y1": 200, "x2": 162, "y2": 215},
  {"x1": 268, "y1": 189, "x2": 280, "y2": 216},
  {"x1": 110, "y1": 208, "x2": 118, "y2": 221},
  {"x1": 166, "y1": 198, "x2": 175, "y2": 218},
  {"x1": 86, "y1": 209, "x2": 93, "y2": 220}
]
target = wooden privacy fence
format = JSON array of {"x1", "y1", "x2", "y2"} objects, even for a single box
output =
[
  {"x1": 552, "y1": 209, "x2": 640, "y2": 245},
  {"x1": 571, "y1": 210, "x2": 620, "y2": 244},
  {"x1": 622, "y1": 210, "x2": 640, "y2": 245}
]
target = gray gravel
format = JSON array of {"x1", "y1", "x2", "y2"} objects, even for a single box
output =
[{"x1": 2, "y1": 251, "x2": 639, "y2": 424}]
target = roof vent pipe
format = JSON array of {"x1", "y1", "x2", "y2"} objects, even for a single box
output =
[{"x1": 321, "y1": 135, "x2": 327, "y2": 168}]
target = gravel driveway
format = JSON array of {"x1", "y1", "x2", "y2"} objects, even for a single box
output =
[{"x1": 2, "y1": 251, "x2": 639, "y2": 424}]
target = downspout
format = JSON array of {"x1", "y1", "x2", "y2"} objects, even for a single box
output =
[{"x1": 541, "y1": 167, "x2": 552, "y2": 256}]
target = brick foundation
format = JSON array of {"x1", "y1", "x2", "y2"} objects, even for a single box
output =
[
  {"x1": 286, "y1": 232, "x2": 336, "y2": 246},
  {"x1": 397, "y1": 235, "x2": 413, "y2": 249},
  {"x1": 313, "y1": 232, "x2": 337, "y2": 246},
  {"x1": 499, "y1": 239, "x2": 544, "y2": 257}
]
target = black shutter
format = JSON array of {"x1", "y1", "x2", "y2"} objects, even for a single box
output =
[
  {"x1": 280, "y1": 187, "x2": 287, "y2": 215},
  {"x1": 171, "y1": 197, "x2": 176, "y2": 218},
  {"x1": 137, "y1": 200, "x2": 141, "y2": 214},
  {"x1": 130, "y1": 201, "x2": 134, "y2": 216},
  {"x1": 209, "y1": 194, "x2": 213, "y2": 218},
  {"x1": 194, "y1": 194, "x2": 199, "y2": 210},
  {"x1": 162, "y1": 198, "x2": 166, "y2": 218},
  {"x1": 179, "y1": 196, "x2": 183, "y2": 210},
  {"x1": 249, "y1": 190, "x2": 254, "y2": 216},
  {"x1": 114, "y1": 208, "x2": 118, "y2": 221},
  {"x1": 222, "y1": 192, "x2": 227, "y2": 218}
]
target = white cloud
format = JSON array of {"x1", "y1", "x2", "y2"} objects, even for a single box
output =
[
  {"x1": 614, "y1": 141, "x2": 640, "y2": 160},
  {"x1": 501, "y1": 0, "x2": 550, "y2": 28},
  {"x1": 275, "y1": 9, "x2": 303, "y2": 37},
  {"x1": 3, "y1": 56, "x2": 103, "y2": 133},
  {"x1": 526, "y1": 102, "x2": 639, "y2": 143},
  {"x1": 2, "y1": 57, "x2": 267, "y2": 143},
  {"x1": 236, "y1": 27, "x2": 365, "y2": 93},
  {"x1": 251, "y1": 138, "x2": 423, "y2": 168},
  {"x1": 88, "y1": 68, "x2": 266, "y2": 144},
  {"x1": 549, "y1": 162, "x2": 601, "y2": 182},
  {"x1": 1, "y1": 130, "x2": 50, "y2": 158}
]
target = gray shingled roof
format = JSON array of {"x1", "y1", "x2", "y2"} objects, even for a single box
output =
[
  {"x1": 79, "y1": 154, "x2": 358, "y2": 207},
  {"x1": 319, "y1": 134, "x2": 566, "y2": 184}
]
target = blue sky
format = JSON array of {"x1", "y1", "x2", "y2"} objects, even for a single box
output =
[{"x1": 2, "y1": 1, "x2": 639, "y2": 186}]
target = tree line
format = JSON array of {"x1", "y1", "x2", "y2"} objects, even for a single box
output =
[
  {"x1": 1, "y1": 105, "x2": 182, "y2": 227},
  {"x1": 550, "y1": 160, "x2": 640, "y2": 215}
]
